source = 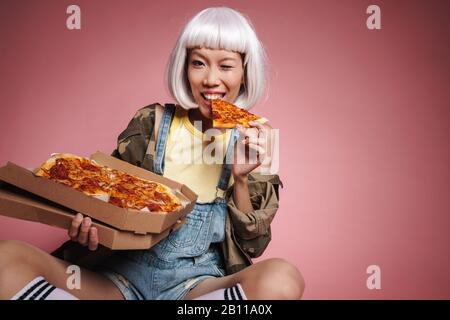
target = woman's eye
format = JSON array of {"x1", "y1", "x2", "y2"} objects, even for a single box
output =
[
  {"x1": 192, "y1": 60, "x2": 204, "y2": 67},
  {"x1": 221, "y1": 65, "x2": 233, "y2": 69}
]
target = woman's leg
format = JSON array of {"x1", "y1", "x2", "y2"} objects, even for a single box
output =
[
  {"x1": 0, "y1": 240, "x2": 124, "y2": 300},
  {"x1": 185, "y1": 258, "x2": 305, "y2": 300}
]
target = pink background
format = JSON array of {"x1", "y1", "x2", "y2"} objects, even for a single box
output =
[{"x1": 0, "y1": 0, "x2": 449, "y2": 299}]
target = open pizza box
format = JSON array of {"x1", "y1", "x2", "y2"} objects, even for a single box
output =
[
  {"x1": 0, "y1": 151, "x2": 198, "y2": 249},
  {"x1": 0, "y1": 183, "x2": 183, "y2": 250}
]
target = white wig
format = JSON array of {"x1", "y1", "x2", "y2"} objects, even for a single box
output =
[{"x1": 167, "y1": 7, "x2": 267, "y2": 110}]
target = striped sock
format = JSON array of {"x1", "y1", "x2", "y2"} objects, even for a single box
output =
[
  {"x1": 193, "y1": 283, "x2": 247, "y2": 300},
  {"x1": 11, "y1": 276, "x2": 79, "y2": 300}
]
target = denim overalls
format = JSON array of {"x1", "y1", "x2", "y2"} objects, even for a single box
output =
[{"x1": 99, "y1": 105, "x2": 238, "y2": 300}]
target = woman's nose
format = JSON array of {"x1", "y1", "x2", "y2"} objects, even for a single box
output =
[{"x1": 203, "y1": 69, "x2": 221, "y2": 86}]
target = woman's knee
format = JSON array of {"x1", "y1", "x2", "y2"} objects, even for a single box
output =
[
  {"x1": 0, "y1": 240, "x2": 27, "y2": 263},
  {"x1": 253, "y1": 258, "x2": 305, "y2": 300},
  {"x1": 0, "y1": 240, "x2": 43, "y2": 274},
  {"x1": 0, "y1": 240, "x2": 55, "y2": 299}
]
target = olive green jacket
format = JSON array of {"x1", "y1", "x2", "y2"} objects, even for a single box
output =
[{"x1": 53, "y1": 103, "x2": 282, "y2": 275}]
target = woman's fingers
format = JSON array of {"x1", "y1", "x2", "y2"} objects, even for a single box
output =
[
  {"x1": 77, "y1": 217, "x2": 92, "y2": 246},
  {"x1": 238, "y1": 123, "x2": 267, "y2": 139},
  {"x1": 248, "y1": 120, "x2": 265, "y2": 130},
  {"x1": 247, "y1": 142, "x2": 266, "y2": 163},
  {"x1": 69, "y1": 213, "x2": 83, "y2": 241},
  {"x1": 248, "y1": 121, "x2": 268, "y2": 138},
  {"x1": 236, "y1": 124, "x2": 247, "y2": 139},
  {"x1": 246, "y1": 142, "x2": 266, "y2": 155},
  {"x1": 237, "y1": 125, "x2": 260, "y2": 143},
  {"x1": 243, "y1": 137, "x2": 267, "y2": 147},
  {"x1": 88, "y1": 227, "x2": 99, "y2": 251},
  {"x1": 68, "y1": 213, "x2": 98, "y2": 250},
  {"x1": 236, "y1": 139, "x2": 266, "y2": 162}
]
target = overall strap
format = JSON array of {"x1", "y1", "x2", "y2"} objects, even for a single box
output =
[
  {"x1": 153, "y1": 103, "x2": 176, "y2": 175},
  {"x1": 215, "y1": 128, "x2": 239, "y2": 198},
  {"x1": 144, "y1": 104, "x2": 163, "y2": 172}
]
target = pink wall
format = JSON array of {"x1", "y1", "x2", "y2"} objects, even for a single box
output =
[{"x1": 0, "y1": 0, "x2": 449, "y2": 299}]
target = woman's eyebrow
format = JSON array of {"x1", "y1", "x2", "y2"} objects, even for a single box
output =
[
  {"x1": 190, "y1": 51, "x2": 208, "y2": 60},
  {"x1": 219, "y1": 57, "x2": 238, "y2": 62},
  {"x1": 190, "y1": 51, "x2": 238, "y2": 62}
]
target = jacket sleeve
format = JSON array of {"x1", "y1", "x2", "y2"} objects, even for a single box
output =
[
  {"x1": 111, "y1": 104, "x2": 158, "y2": 169},
  {"x1": 226, "y1": 173, "x2": 282, "y2": 258}
]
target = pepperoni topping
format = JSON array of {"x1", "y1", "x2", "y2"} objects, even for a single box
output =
[
  {"x1": 145, "y1": 182, "x2": 158, "y2": 189},
  {"x1": 154, "y1": 191, "x2": 170, "y2": 203},
  {"x1": 74, "y1": 177, "x2": 101, "y2": 193},
  {"x1": 146, "y1": 202, "x2": 161, "y2": 212},
  {"x1": 85, "y1": 177, "x2": 100, "y2": 187},
  {"x1": 109, "y1": 196, "x2": 125, "y2": 207},
  {"x1": 122, "y1": 175, "x2": 139, "y2": 184},
  {"x1": 115, "y1": 184, "x2": 135, "y2": 195},
  {"x1": 49, "y1": 163, "x2": 68, "y2": 180},
  {"x1": 80, "y1": 162, "x2": 101, "y2": 172}
]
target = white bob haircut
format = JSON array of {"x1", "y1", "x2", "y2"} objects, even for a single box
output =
[{"x1": 167, "y1": 7, "x2": 267, "y2": 110}]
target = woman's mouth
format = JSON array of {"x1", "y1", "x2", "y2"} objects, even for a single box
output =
[{"x1": 201, "y1": 93, "x2": 225, "y2": 106}]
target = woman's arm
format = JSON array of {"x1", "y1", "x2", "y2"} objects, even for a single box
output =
[
  {"x1": 226, "y1": 173, "x2": 280, "y2": 257},
  {"x1": 232, "y1": 121, "x2": 275, "y2": 213},
  {"x1": 232, "y1": 175, "x2": 254, "y2": 213}
]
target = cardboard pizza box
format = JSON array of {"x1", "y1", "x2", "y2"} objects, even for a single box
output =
[
  {"x1": 0, "y1": 183, "x2": 184, "y2": 250},
  {"x1": 0, "y1": 151, "x2": 197, "y2": 234}
]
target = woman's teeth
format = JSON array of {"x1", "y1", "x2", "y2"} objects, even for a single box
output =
[{"x1": 202, "y1": 93, "x2": 224, "y2": 101}]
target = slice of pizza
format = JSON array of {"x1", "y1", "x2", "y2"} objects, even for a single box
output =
[
  {"x1": 35, "y1": 153, "x2": 110, "y2": 197},
  {"x1": 212, "y1": 99, "x2": 267, "y2": 128}
]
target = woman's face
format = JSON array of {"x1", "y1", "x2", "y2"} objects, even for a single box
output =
[{"x1": 187, "y1": 47, "x2": 244, "y2": 119}]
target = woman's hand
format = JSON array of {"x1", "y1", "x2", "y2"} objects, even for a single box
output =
[
  {"x1": 232, "y1": 121, "x2": 268, "y2": 181},
  {"x1": 68, "y1": 213, "x2": 99, "y2": 251}
]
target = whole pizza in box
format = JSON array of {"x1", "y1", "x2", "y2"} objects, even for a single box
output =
[{"x1": 35, "y1": 153, "x2": 183, "y2": 213}]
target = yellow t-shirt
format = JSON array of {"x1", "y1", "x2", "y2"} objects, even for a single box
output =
[{"x1": 163, "y1": 108, "x2": 234, "y2": 203}]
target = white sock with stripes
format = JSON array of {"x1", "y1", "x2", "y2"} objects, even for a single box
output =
[
  {"x1": 193, "y1": 283, "x2": 247, "y2": 300},
  {"x1": 11, "y1": 276, "x2": 79, "y2": 300}
]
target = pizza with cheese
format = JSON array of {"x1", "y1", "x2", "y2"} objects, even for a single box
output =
[{"x1": 35, "y1": 153, "x2": 182, "y2": 213}]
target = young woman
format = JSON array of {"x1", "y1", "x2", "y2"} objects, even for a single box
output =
[{"x1": 0, "y1": 7, "x2": 304, "y2": 300}]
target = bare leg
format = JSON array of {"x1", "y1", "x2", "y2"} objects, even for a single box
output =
[
  {"x1": 185, "y1": 258, "x2": 305, "y2": 300},
  {"x1": 0, "y1": 240, "x2": 124, "y2": 300}
]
